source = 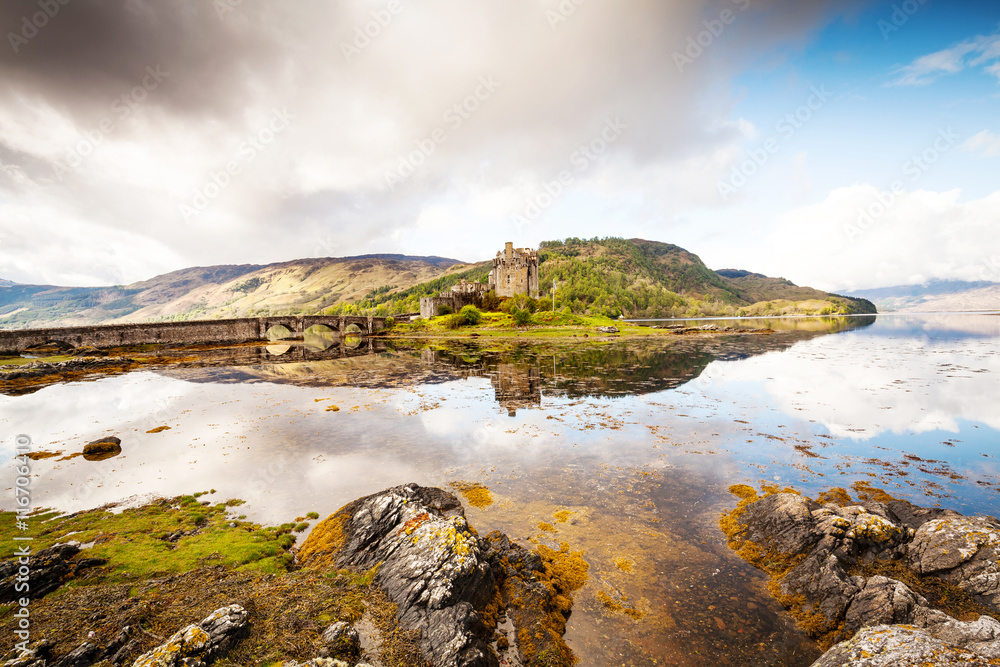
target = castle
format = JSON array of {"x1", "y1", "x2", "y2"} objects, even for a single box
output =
[{"x1": 419, "y1": 242, "x2": 539, "y2": 318}]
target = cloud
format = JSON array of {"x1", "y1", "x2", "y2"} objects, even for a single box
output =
[
  {"x1": 0, "y1": 0, "x2": 864, "y2": 285},
  {"x1": 888, "y1": 31, "x2": 1000, "y2": 86},
  {"x1": 961, "y1": 130, "x2": 1000, "y2": 157},
  {"x1": 740, "y1": 185, "x2": 1000, "y2": 291}
]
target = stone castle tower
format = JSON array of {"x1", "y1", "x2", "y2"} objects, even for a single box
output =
[{"x1": 489, "y1": 242, "x2": 539, "y2": 298}]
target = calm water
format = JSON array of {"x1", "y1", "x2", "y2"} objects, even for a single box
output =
[{"x1": 2, "y1": 313, "x2": 999, "y2": 666}]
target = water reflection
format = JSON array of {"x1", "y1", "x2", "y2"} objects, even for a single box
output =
[{"x1": 1, "y1": 313, "x2": 997, "y2": 667}]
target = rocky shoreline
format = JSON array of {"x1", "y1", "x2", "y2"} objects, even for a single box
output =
[
  {"x1": 721, "y1": 484, "x2": 1000, "y2": 666},
  {"x1": 0, "y1": 485, "x2": 581, "y2": 667}
]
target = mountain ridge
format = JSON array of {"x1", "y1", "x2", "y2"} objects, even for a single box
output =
[{"x1": 0, "y1": 240, "x2": 875, "y2": 328}]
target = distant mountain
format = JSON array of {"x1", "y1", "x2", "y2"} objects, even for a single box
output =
[
  {"x1": 0, "y1": 240, "x2": 877, "y2": 328},
  {"x1": 360, "y1": 237, "x2": 876, "y2": 318},
  {"x1": 846, "y1": 280, "x2": 1000, "y2": 312},
  {"x1": 0, "y1": 255, "x2": 468, "y2": 328}
]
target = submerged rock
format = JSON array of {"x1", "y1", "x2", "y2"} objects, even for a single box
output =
[
  {"x1": 299, "y1": 483, "x2": 579, "y2": 667},
  {"x1": 131, "y1": 604, "x2": 248, "y2": 667}
]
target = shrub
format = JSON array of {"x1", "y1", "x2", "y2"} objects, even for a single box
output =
[
  {"x1": 459, "y1": 305, "x2": 482, "y2": 325},
  {"x1": 383, "y1": 316, "x2": 395, "y2": 329},
  {"x1": 437, "y1": 304, "x2": 453, "y2": 316},
  {"x1": 444, "y1": 313, "x2": 465, "y2": 329},
  {"x1": 481, "y1": 290, "x2": 501, "y2": 311},
  {"x1": 511, "y1": 308, "x2": 533, "y2": 327}
]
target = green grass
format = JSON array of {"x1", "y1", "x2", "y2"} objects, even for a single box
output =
[
  {"x1": 0, "y1": 354, "x2": 75, "y2": 367},
  {"x1": 0, "y1": 495, "x2": 295, "y2": 582}
]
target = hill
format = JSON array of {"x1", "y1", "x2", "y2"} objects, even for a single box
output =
[
  {"x1": 357, "y1": 238, "x2": 876, "y2": 318},
  {"x1": 845, "y1": 280, "x2": 1000, "y2": 312},
  {"x1": 0, "y1": 240, "x2": 875, "y2": 327},
  {"x1": 0, "y1": 255, "x2": 467, "y2": 328}
]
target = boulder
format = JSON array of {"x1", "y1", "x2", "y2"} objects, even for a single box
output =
[
  {"x1": 908, "y1": 516, "x2": 1000, "y2": 610},
  {"x1": 0, "y1": 542, "x2": 106, "y2": 602},
  {"x1": 131, "y1": 604, "x2": 248, "y2": 667},
  {"x1": 299, "y1": 484, "x2": 499, "y2": 667},
  {"x1": 82, "y1": 436, "x2": 122, "y2": 461},
  {"x1": 319, "y1": 622, "x2": 360, "y2": 662},
  {"x1": 299, "y1": 484, "x2": 580, "y2": 667},
  {"x1": 811, "y1": 624, "x2": 999, "y2": 666},
  {"x1": 725, "y1": 489, "x2": 1000, "y2": 654}
]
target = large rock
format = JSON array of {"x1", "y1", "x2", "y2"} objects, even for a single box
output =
[
  {"x1": 811, "y1": 624, "x2": 999, "y2": 667},
  {"x1": 299, "y1": 484, "x2": 579, "y2": 667},
  {"x1": 82, "y1": 436, "x2": 122, "y2": 461},
  {"x1": 735, "y1": 492, "x2": 823, "y2": 556},
  {"x1": 0, "y1": 542, "x2": 106, "y2": 602},
  {"x1": 300, "y1": 484, "x2": 499, "y2": 667},
  {"x1": 725, "y1": 489, "x2": 1000, "y2": 655},
  {"x1": 131, "y1": 604, "x2": 248, "y2": 667},
  {"x1": 908, "y1": 516, "x2": 1000, "y2": 610}
]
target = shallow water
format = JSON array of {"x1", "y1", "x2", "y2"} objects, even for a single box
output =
[{"x1": 2, "y1": 313, "x2": 999, "y2": 666}]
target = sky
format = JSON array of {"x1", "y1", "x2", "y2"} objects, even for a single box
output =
[{"x1": 0, "y1": 0, "x2": 998, "y2": 291}]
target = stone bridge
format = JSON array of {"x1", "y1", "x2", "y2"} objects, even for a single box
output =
[{"x1": 0, "y1": 315, "x2": 390, "y2": 355}]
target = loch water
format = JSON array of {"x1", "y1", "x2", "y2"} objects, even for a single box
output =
[{"x1": 2, "y1": 313, "x2": 999, "y2": 666}]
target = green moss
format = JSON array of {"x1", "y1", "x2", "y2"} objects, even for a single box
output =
[{"x1": 0, "y1": 496, "x2": 294, "y2": 582}]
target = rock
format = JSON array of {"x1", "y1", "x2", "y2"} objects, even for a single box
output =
[
  {"x1": 725, "y1": 488, "x2": 1000, "y2": 653},
  {"x1": 842, "y1": 576, "x2": 926, "y2": 633},
  {"x1": 131, "y1": 604, "x2": 248, "y2": 667},
  {"x1": 300, "y1": 484, "x2": 579, "y2": 667},
  {"x1": 82, "y1": 436, "x2": 122, "y2": 461},
  {"x1": 811, "y1": 624, "x2": 998, "y2": 666},
  {"x1": 736, "y1": 492, "x2": 822, "y2": 555},
  {"x1": 300, "y1": 484, "x2": 499, "y2": 667},
  {"x1": 0, "y1": 640, "x2": 53, "y2": 667},
  {"x1": 50, "y1": 641, "x2": 99, "y2": 667},
  {"x1": 908, "y1": 516, "x2": 1000, "y2": 610},
  {"x1": 319, "y1": 622, "x2": 360, "y2": 661},
  {"x1": 595, "y1": 326, "x2": 619, "y2": 333},
  {"x1": 0, "y1": 542, "x2": 106, "y2": 602}
]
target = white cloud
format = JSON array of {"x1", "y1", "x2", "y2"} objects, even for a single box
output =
[
  {"x1": 733, "y1": 185, "x2": 1000, "y2": 291},
  {"x1": 962, "y1": 130, "x2": 1000, "y2": 157},
  {"x1": 889, "y1": 32, "x2": 1000, "y2": 86}
]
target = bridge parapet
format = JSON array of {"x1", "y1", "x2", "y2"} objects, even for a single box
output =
[{"x1": 0, "y1": 315, "x2": 389, "y2": 355}]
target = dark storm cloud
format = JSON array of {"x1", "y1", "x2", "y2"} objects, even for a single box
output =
[
  {"x1": 0, "y1": 0, "x2": 285, "y2": 120},
  {"x1": 0, "y1": 0, "x2": 876, "y2": 286}
]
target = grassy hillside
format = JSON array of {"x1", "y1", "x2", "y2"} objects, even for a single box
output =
[
  {"x1": 0, "y1": 255, "x2": 466, "y2": 328},
  {"x1": 0, "y1": 239, "x2": 875, "y2": 328},
  {"x1": 358, "y1": 238, "x2": 875, "y2": 318}
]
